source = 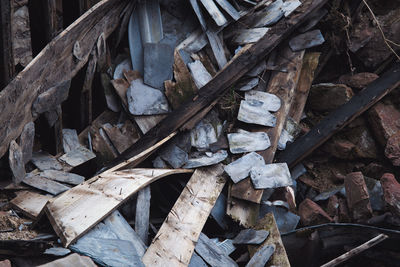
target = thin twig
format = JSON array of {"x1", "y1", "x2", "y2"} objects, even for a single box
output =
[
  {"x1": 320, "y1": 233, "x2": 389, "y2": 267},
  {"x1": 362, "y1": 0, "x2": 400, "y2": 60}
]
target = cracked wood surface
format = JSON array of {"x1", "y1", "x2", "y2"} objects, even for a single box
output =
[
  {"x1": 0, "y1": 0, "x2": 128, "y2": 158},
  {"x1": 142, "y1": 164, "x2": 226, "y2": 267},
  {"x1": 45, "y1": 168, "x2": 193, "y2": 247}
]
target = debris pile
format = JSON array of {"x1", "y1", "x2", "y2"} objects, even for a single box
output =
[{"x1": 0, "y1": 0, "x2": 399, "y2": 266}]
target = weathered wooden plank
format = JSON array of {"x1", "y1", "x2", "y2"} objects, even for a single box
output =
[
  {"x1": 248, "y1": 213, "x2": 290, "y2": 267},
  {"x1": 10, "y1": 191, "x2": 52, "y2": 220},
  {"x1": 230, "y1": 47, "x2": 304, "y2": 204},
  {"x1": 288, "y1": 52, "x2": 320, "y2": 122},
  {"x1": 0, "y1": 0, "x2": 15, "y2": 88},
  {"x1": 45, "y1": 168, "x2": 193, "y2": 247},
  {"x1": 103, "y1": 0, "x2": 329, "y2": 172},
  {"x1": 0, "y1": 0, "x2": 128, "y2": 158},
  {"x1": 278, "y1": 63, "x2": 400, "y2": 167},
  {"x1": 142, "y1": 165, "x2": 226, "y2": 267},
  {"x1": 135, "y1": 186, "x2": 151, "y2": 245}
]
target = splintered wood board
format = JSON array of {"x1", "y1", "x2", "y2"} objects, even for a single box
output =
[
  {"x1": 10, "y1": 191, "x2": 52, "y2": 220},
  {"x1": 0, "y1": 0, "x2": 128, "y2": 158},
  {"x1": 45, "y1": 168, "x2": 193, "y2": 247},
  {"x1": 142, "y1": 164, "x2": 226, "y2": 267}
]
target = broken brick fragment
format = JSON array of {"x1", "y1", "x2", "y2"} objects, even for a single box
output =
[
  {"x1": 368, "y1": 103, "x2": 400, "y2": 145},
  {"x1": 344, "y1": 172, "x2": 372, "y2": 221},
  {"x1": 380, "y1": 173, "x2": 400, "y2": 216},
  {"x1": 298, "y1": 198, "x2": 333, "y2": 226},
  {"x1": 338, "y1": 198, "x2": 351, "y2": 222},
  {"x1": 385, "y1": 131, "x2": 400, "y2": 166},
  {"x1": 338, "y1": 72, "x2": 379, "y2": 89}
]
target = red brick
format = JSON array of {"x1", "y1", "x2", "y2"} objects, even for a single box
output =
[
  {"x1": 380, "y1": 173, "x2": 400, "y2": 216},
  {"x1": 344, "y1": 172, "x2": 372, "y2": 221},
  {"x1": 385, "y1": 131, "x2": 400, "y2": 166},
  {"x1": 368, "y1": 103, "x2": 400, "y2": 145},
  {"x1": 298, "y1": 198, "x2": 333, "y2": 226}
]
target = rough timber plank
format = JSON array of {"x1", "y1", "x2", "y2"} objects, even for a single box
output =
[
  {"x1": 278, "y1": 63, "x2": 400, "y2": 167},
  {"x1": 0, "y1": 0, "x2": 128, "y2": 158},
  {"x1": 230, "y1": 47, "x2": 304, "y2": 204},
  {"x1": 45, "y1": 168, "x2": 193, "y2": 247},
  {"x1": 142, "y1": 164, "x2": 226, "y2": 267},
  {"x1": 10, "y1": 191, "x2": 52, "y2": 220},
  {"x1": 104, "y1": 0, "x2": 329, "y2": 172}
]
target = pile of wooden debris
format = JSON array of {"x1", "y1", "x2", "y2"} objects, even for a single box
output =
[{"x1": 0, "y1": 0, "x2": 400, "y2": 266}]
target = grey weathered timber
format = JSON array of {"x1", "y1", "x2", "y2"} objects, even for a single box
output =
[
  {"x1": 0, "y1": 0, "x2": 128, "y2": 159},
  {"x1": 135, "y1": 186, "x2": 151, "y2": 245}
]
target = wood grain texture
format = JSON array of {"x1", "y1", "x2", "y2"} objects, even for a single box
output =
[
  {"x1": 142, "y1": 164, "x2": 226, "y2": 267},
  {"x1": 45, "y1": 168, "x2": 193, "y2": 247},
  {"x1": 0, "y1": 0, "x2": 128, "y2": 158},
  {"x1": 10, "y1": 191, "x2": 52, "y2": 220},
  {"x1": 103, "y1": 0, "x2": 329, "y2": 173},
  {"x1": 278, "y1": 63, "x2": 400, "y2": 167},
  {"x1": 230, "y1": 47, "x2": 304, "y2": 204}
]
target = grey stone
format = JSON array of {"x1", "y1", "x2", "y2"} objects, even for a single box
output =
[
  {"x1": 183, "y1": 150, "x2": 228, "y2": 168},
  {"x1": 195, "y1": 233, "x2": 238, "y2": 267},
  {"x1": 59, "y1": 146, "x2": 96, "y2": 167},
  {"x1": 210, "y1": 192, "x2": 230, "y2": 230},
  {"x1": 188, "y1": 60, "x2": 212, "y2": 89},
  {"x1": 19, "y1": 122, "x2": 35, "y2": 164},
  {"x1": 259, "y1": 203, "x2": 300, "y2": 233},
  {"x1": 289, "y1": 29, "x2": 325, "y2": 51},
  {"x1": 224, "y1": 152, "x2": 265, "y2": 183},
  {"x1": 228, "y1": 129, "x2": 271, "y2": 154},
  {"x1": 127, "y1": 78, "x2": 169, "y2": 115},
  {"x1": 238, "y1": 100, "x2": 277, "y2": 127},
  {"x1": 9, "y1": 141, "x2": 25, "y2": 184},
  {"x1": 253, "y1": 0, "x2": 283, "y2": 27},
  {"x1": 245, "y1": 245, "x2": 275, "y2": 267},
  {"x1": 250, "y1": 163, "x2": 292, "y2": 189},
  {"x1": 128, "y1": 9, "x2": 144, "y2": 75},
  {"x1": 114, "y1": 58, "x2": 132, "y2": 80},
  {"x1": 282, "y1": 0, "x2": 301, "y2": 17},
  {"x1": 246, "y1": 60, "x2": 267, "y2": 77},
  {"x1": 190, "y1": 112, "x2": 222, "y2": 150},
  {"x1": 189, "y1": 252, "x2": 208, "y2": 267},
  {"x1": 44, "y1": 247, "x2": 71, "y2": 256},
  {"x1": 40, "y1": 170, "x2": 85, "y2": 185},
  {"x1": 236, "y1": 78, "x2": 259, "y2": 91},
  {"x1": 31, "y1": 151, "x2": 63, "y2": 171},
  {"x1": 62, "y1": 129, "x2": 81, "y2": 153},
  {"x1": 32, "y1": 80, "x2": 71, "y2": 116},
  {"x1": 277, "y1": 129, "x2": 294, "y2": 150},
  {"x1": 215, "y1": 239, "x2": 236, "y2": 255},
  {"x1": 233, "y1": 229, "x2": 269, "y2": 245},
  {"x1": 365, "y1": 177, "x2": 384, "y2": 211},
  {"x1": 313, "y1": 186, "x2": 345, "y2": 202},
  {"x1": 143, "y1": 42, "x2": 175, "y2": 89},
  {"x1": 245, "y1": 90, "x2": 281, "y2": 112},
  {"x1": 152, "y1": 156, "x2": 168, "y2": 168},
  {"x1": 159, "y1": 144, "x2": 188, "y2": 168},
  {"x1": 232, "y1": 28, "x2": 270, "y2": 45}
]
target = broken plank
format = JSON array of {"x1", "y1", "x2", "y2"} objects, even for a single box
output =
[
  {"x1": 103, "y1": 0, "x2": 329, "y2": 172},
  {"x1": 278, "y1": 63, "x2": 400, "y2": 167},
  {"x1": 142, "y1": 164, "x2": 226, "y2": 267},
  {"x1": 10, "y1": 191, "x2": 52, "y2": 220},
  {"x1": 23, "y1": 173, "x2": 70, "y2": 195},
  {"x1": 248, "y1": 213, "x2": 290, "y2": 267},
  {"x1": 0, "y1": 0, "x2": 128, "y2": 158},
  {"x1": 45, "y1": 168, "x2": 193, "y2": 247},
  {"x1": 288, "y1": 52, "x2": 320, "y2": 122},
  {"x1": 231, "y1": 46, "x2": 304, "y2": 203},
  {"x1": 135, "y1": 186, "x2": 151, "y2": 245}
]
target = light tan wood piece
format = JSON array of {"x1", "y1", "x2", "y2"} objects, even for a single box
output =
[
  {"x1": 45, "y1": 168, "x2": 193, "y2": 247},
  {"x1": 142, "y1": 164, "x2": 226, "y2": 267},
  {"x1": 10, "y1": 191, "x2": 52, "y2": 220},
  {"x1": 248, "y1": 213, "x2": 290, "y2": 267},
  {"x1": 0, "y1": 0, "x2": 128, "y2": 159}
]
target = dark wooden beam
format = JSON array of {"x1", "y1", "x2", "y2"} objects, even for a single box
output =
[{"x1": 277, "y1": 63, "x2": 400, "y2": 167}]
